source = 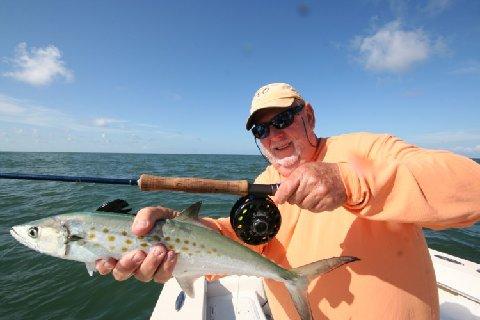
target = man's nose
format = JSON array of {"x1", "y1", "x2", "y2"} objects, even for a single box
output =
[{"x1": 268, "y1": 126, "x2": 286, "y2": 140}]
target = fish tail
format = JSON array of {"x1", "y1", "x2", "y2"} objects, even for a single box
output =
[{"x1": 285, "y1": 256, "x2": 359, "y2": 320}]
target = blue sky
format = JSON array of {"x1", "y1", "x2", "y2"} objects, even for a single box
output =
[{"x1": 0, "y1": 0, "x2": 479, "y2": 156}]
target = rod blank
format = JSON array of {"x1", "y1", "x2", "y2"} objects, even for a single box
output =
[{"x1": 0, "y1": 173, "x2": 138, "y2": 186}]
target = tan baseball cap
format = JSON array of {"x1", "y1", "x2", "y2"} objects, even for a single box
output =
[{"x1": 246, "y1": 82, "x2": 304, "y2": 130}]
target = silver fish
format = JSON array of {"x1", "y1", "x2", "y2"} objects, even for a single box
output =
[{"x1": 10, "y1": 202, "x2": 358, "y2": 320}]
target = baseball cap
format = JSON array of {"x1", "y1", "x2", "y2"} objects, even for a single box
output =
[{"x1": 246, "y1": 82, "x2": 304, "y2": 130}]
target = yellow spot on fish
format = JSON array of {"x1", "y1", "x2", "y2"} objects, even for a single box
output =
[
  {"x1": 152, "y1": 235, "x2": 160, "y2": 241},
  {"x1": 207, "y1": 250, "x2": 212, "y2": 254},
  {"x1": 108, "y1": 235, "x2": 116, "y2": 242},
  {"x1": 168, "y1": 245, "x2": 174, "y2": 250},
  {"x1": 181, "y1": 246, "x2": 189, "y2": 251},
  {"x1": 140, "y1": 243, "x2": 148, "y2": 248},
  {"x1": 184, "y1": 240, "x2": 189, "y2": 244},
  {"x1": 175, "y1": 238, "x2": 180, "y2": 243},
  {"x1": 125, "y1": 239, "x2": 132, "y2": 245},
  {"x1": 121, "y1": 247, "x2": 128, "y2": 252},
  {"x1": 165, "y1": 236, "x2": 171, "y2": 241},
  {"x1": 212, "y1": 248, "x2": 217, "y2": 252},
  {"x1": 94, "y1": 243, "x2": 101, "y2": 247},
  {"x1": 121, "y1": 231, "x2": 128, "y2": 236},
  {"x1": 88, "y1": 233, "x2": 96, "y2": 240},
  {"x1": 103, "y1": 228, "x2": 109, "y2": 233},
  {"x1": 137, "y1": 236, "x2": 144, "y2": 240},
  {"x1": 192, "y1": 242, "x2": 196, "y2": 246}
]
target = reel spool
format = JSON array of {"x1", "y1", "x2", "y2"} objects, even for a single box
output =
[{"x1": 230, "y1": 194, "x2": 281, "y2": 245}]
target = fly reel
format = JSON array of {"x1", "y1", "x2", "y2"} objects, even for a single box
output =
[{"x1": 230, "y1": 194, "x2": 281, "y2": 245}]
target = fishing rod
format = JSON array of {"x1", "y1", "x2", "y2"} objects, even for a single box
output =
[{"x1": 0, "y1": 172, "x2": 281, "y2": 245}]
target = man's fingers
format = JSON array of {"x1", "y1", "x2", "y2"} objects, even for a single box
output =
[
  {"x1": 134, "y1": 245, "x2": 168, "y2": 282},
  {"x1": 133, "y1": 206, "x2": 178, "y2": 236},
  {"x1": 96, "y1": 258, "x2": 117, "y2": 275},
  {"x1": 153, "y1": 251, "x2": 177, "y2": 284},
  {"x1": 112, "y1": 250, "x2": 146, "y2": 281},
  {"x1": 272, "y1": 177, "x2": 300, "y2": 204}
]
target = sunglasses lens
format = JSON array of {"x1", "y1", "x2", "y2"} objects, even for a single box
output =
[
  {"x1": 271, "y1": 110, "x2": 294, "y2": 129},
  {"x1": 252, "y1": 124, "x2": 268, "y2": 139}
]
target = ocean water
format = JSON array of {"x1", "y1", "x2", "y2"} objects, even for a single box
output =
[{"x1": 0, "y1": 152, "x2": 478, "y2": 320}]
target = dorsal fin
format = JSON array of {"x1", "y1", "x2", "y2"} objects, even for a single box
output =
[
  {"x1": 174, "y1": 202, "x2": 209, "y2": 228},
  {"x1": 96, "y1": 199, "x2": 133, "y2": 215},
  {"x1": 180, "y1": 201, "x2": 202, "y2": 220}
]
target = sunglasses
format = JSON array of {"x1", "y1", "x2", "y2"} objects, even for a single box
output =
[{"x1": 251, "y1": 104, "x2": 304, "y2": 139}]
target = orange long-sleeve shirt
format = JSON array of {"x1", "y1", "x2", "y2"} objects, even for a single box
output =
[{"x1": 206, "y1": 132, "x2": 480, "y2": 320}]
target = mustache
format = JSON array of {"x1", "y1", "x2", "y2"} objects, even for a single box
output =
[{"x1": 261, "y1": 141, "x2": 301, "y2": 167}]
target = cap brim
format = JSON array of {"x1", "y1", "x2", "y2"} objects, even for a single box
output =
[{"x1": 245, "y1": 97, "x2": 295, "y2": 130}]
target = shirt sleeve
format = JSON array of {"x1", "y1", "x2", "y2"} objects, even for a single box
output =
[{"x1": 338, "y1": 134, "x2": 480, "y2": 229}]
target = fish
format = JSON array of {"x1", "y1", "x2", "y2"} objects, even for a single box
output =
[{"x1": 10, "y1": 201, "x2": 358, "y2": 320}]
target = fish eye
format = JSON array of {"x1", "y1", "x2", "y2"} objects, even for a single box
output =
[{"x1": 28, "y1": 227, "x2": 38, "y2": 238}]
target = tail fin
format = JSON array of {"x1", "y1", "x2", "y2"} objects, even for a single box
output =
[{"x1": 285, "y1": 256, "x2": 359, "y2": 320}]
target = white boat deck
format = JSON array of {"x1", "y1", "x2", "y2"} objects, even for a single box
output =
[{"x1": 150, "y1": 249, "x2": 480, "y2": 320}]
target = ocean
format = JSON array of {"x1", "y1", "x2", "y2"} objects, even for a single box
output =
[{"x1": 0, "y1": 152, "x2": 478, "y2": 320}]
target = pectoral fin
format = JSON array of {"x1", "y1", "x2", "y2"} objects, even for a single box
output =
[
  {"x1": 175, "y1": 276, "x2": 197, "y2": 298},
  {"x1": 85, "y1": 262, "x2": 96, "y2": 276}
]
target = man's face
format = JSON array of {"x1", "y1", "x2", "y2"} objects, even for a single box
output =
[{"x1": 254, "y1": 106, "x2": 314, "y2": 176}]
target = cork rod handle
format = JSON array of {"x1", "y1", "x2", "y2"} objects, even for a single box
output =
[{"x1": 138, "y1": 174, "x2": 249, "y2": 196}]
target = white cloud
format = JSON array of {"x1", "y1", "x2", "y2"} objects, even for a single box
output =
[
  {"x1": 353, "y1": 20, "x2": 444, "y2": 73},
  {"x1": 414, "y1": 131, "x2": 480, "y2": 144},
  {"x1": 452, "y1": 145, "x2": 480, "y2": 154},
  {"x1": 92, "y1": 117, "x2": 126, "y2": 128},
  {"x1": 422, "y1": 0, "x2": 452, "y2": 16},
  {"x1": 3, "y1": 42, "x2": 74, "y2": 86},
  {"x1": 0, "y1": 94, "x2": 26, "y2": 115},
  {"x1": 451, "y1": 60, "x2": 480, "y2": 75}
]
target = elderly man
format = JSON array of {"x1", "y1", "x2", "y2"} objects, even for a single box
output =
[{"x1": 97, "y1": 83, "x2": 480, "y2": 319}]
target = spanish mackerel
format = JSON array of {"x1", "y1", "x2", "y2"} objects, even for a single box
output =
[{"x1": 10, "y1": 202, "x2": 358, "y2": 320}]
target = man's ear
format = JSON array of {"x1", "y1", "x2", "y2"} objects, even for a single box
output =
[{"x1": 305, "y1": 103, "x2": 315, "y2": 129}]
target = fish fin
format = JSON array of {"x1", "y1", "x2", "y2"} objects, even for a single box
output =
[
  {"x1": 178, "y1": 201, "x2": 202, "y2": 220},
  {"x1": 96, "y1": 199, "x2": 133, "y2": 214},
  {"x1": 291, "y1": 256, "x2": 359, "y2": 281},
  {"x1": 85, "y1": 262, "x2": 96, "y2": 276},
  {"x1": 175, "y1": 276, "x2": 197, "y2": 298},
  {"x1": 284, "y1": 281, "x2": 311, "y2": 320},
  {"x1": 174, "y1": 202, "x2": 211, "y2": 229},
  {"x1": 285, "y1": 256, "x2": 359, "y2": 320}
]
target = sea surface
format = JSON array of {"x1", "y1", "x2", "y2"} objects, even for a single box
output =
[{"x1": 0, "y1": 152, "x2": 479, "y2": 320}]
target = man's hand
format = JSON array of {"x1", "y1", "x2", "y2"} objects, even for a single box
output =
[
  {"x1": 95, "y1": 206, "x2": 178, "y2": 283},
  {"x1": 272, "y1": 162, "x2": 346, "y2": 212}
]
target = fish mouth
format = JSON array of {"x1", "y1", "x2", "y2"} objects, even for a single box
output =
[
  {"x1": 10, "y1": 226, "x2": 37, "y2": 251},
  {"x1": 10, "y1": 227, "x2": 22, "y2": 241}
]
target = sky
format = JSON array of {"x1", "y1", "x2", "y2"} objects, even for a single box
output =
[{"x1": 0, "y1": 0, "x2": 479, "y2": 156}]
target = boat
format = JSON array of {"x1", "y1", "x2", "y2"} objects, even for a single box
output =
[{"x1": 150, "y1": 249, "x2": 480, "y2": 320}]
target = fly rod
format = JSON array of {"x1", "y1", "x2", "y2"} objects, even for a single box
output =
[{"x1": 0, "y1": 172, "x2": 278, "y2": 196}]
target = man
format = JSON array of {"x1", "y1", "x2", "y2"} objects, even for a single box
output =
[{"x1": 97, "y1": 83, "x2": 480, "y2": 319}]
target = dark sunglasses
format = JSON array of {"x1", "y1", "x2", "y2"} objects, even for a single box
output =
[{"x1": 251, "y1": 104, "x2": 304, "y2": 139}]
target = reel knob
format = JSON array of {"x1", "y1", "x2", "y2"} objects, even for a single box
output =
[{"x1": 230, "y1": 194, "x2": 281, "y2": 245}]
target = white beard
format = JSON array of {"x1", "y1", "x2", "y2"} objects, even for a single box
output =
[{"x1": 262, "y1": 140, "x2": 302, "y2": 168}]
